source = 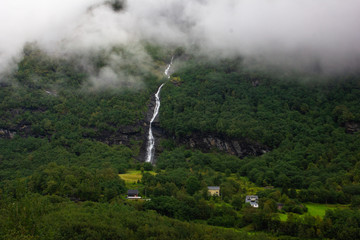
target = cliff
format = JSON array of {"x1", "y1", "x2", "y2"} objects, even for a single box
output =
[{"x1": 177, "y1": 132, "x2": 269, "y2": 158}]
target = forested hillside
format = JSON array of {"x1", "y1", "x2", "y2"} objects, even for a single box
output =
[
  {"x1": 160, "y1": 58, "x2": 360, "y2": 202},
  {"x1": 0, "y1": 44, "x2": 162, "y2": 181},
  {"x1": 1, "y1": 45, "x2": 360, "y2": 239}
]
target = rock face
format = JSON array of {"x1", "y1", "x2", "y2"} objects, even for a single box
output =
[
  {"x1": 0, "y1": 129, "x2": 17, "y2": 139},
  {"x1": 178, "y1": 132, "x2": 269, "y2": 158},
  {"x1": 145, "y1": 93, "x2": 161, "y2": 123},
  {"x1": 137, "y1": 122, "x2": 166, "y2": 162},
  {"x1": 93, "y1": 123, "x2": 144, "y2": 146},
  {"x1": 0, "y1": 123, "x2": 33, "y2": 139},
  {"x1": 345, "y1": 121, "x2": 360, "y2": 134}
]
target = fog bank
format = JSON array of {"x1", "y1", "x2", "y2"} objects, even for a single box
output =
[{"x1": 1, "y1": 0, "x2": 360, "y2": 80}]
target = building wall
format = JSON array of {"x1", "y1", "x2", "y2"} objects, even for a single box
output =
[{"x1": 208, "y1": 189, "x2": 219, "y2": 196}]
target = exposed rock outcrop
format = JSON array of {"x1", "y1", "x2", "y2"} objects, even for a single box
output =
[
  {"x1": 178, "y1": 132, "x2": 269, "y2": 158},
  {"x1": 0, "y1": 129, "x2": 16, "y2": 139},
  {"x1": 0, "y1": 122, "x2": 33, "y2": 139},
  {"x1": 345, "y1": 121, "x2": 360, "y2": 134},
  {"x1": 93, "y1": 123, "x2": 144, "y2": 146}
]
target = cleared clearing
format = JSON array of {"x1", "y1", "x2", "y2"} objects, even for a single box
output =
[
  {"x1": 119, "y1": 170, "x2": 156, "y2": 183},
  {"x1": 305, "y1": 203, "x2": 347, "y2": 217},
  {"x1": 278, "y1": 203, "x2": 348, "y2": 221}
]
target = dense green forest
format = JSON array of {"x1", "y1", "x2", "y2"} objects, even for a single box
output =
[
  {"x1": 161, "y1": 58, "x2": 360, "y2": 201},
  {"x1": 1, "y1": 44, "x2": 360, "y2": 239}
]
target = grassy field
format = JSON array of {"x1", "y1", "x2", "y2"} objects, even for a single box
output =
[
  {"x1": 278, "y1": 214, "x2": 288, "y2": 221},
  {"x1": 278, "y1": 203, "x2": 348, "y2": 221},
  {"x1": 305, "y1": 203, "x2": 348, "y2": 217},
  {"x1": 119, "y1": 170, "x2": 142, "y2": 183},
  {"x1": 119, "y1": 170, "x2": 156, "y2": 183}
]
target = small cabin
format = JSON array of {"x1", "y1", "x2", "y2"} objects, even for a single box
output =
[
  {"x1": 245, "y1": 195, "x2": 259, "y2": 208},
  {"x1": 208, "y1": 186, "x2": 220, "y2": 196},
  {"x1": 127, "y1": 190, "x2": 141, "y2": 199}
]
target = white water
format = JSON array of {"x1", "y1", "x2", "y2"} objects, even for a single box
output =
[
  {"x1": 164, "y1": 56, "x2": 173, "y2": 79},
  {"x1": 145, "y1": 58, "x2": 173, "y2": 163}
]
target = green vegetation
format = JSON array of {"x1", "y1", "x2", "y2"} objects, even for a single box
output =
[
  {"x1": 0, "y1": 193, "x2": 270, "y2": 240},
  {"x1": 120, "y1": 170, "x2": 145, "y2": 183},
  {"x1": 160, "y1": 58, "x2": 360, "y2": 204},
  {"x1": 277, "y1": 203, "x2": 346, "y2": 222},
  {"x1": 1, "y1": 46, "x2": 360, "y2": 239},
  {"x1": 119, "y1": 170, "x2": 156, "y2": 185},
  {"x1": 305, "y1": 203, "x2": 342, "y2": 217}
]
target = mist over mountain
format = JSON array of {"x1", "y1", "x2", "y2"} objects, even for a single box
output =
[
  {"x1": 1, "y1": 1, "x2": 360, "y2": 239},
  {"x1": 1, "y1": 0, "x2": 360, "y2": 81}
]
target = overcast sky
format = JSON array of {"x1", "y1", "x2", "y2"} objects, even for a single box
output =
[{"x1": 1, "y1": 0, "x2": 360, "y2": 75}]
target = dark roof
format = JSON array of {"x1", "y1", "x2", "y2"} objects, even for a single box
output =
[
  {"x1": 208, "y1": 186, "x2": 220, "y2": 190},
  {"x1": 127, "y1": 190, "x2": 139, "y2": 196},
  {"x1": 245, "y1": 195, "x2": 259, "y2": 202},
  {"x1": 246, "y1": 195, "x2": 258, "y2": 199}
]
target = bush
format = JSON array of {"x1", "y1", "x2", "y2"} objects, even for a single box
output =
[{"x1": 143, "y1": 162, "x2": 153, "y2": 171}]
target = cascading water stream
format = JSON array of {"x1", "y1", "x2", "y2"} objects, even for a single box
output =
[
  {"x1": 164, "y1": 56, "x2": 173, "y2": 78},
  {"x1": 145, "y1": 57, "x2": 173, "y2": 163}
]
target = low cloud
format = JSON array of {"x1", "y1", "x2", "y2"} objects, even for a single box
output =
[{"x1": 1, "y1": 0, "x2": 360, "y2": 82}]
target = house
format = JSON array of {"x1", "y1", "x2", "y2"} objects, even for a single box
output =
[
  {"x1": 208, "y1": 186, "x2": 220, "y2": 196},
  {"x1": 245, "y1": 195, "x2": 259, "y2": 208},
  {"x1": 127, "y1": 190, "x2": 141, "y2": 199},
  {"x1": 277, "y1": 203, "x2": 284, "y2": 211}
]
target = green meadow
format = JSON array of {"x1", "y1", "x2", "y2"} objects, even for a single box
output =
[{"x1": 278, "y1": 203, "x2": 349, "y2": 221}]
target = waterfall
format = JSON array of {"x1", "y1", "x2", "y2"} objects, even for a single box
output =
[
  {"x1": 145, "y1": 83, "x2": 165, "y2": 163},
  {"x1": 145, "y1": 57, "x2": 173, "y2": 163},
  {"x1": 164, "y1": 56, "x2": 173, "y2": 79}
]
